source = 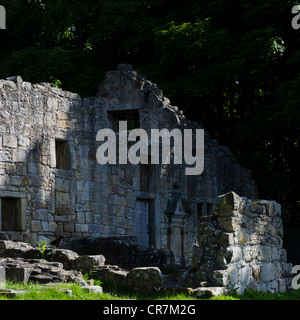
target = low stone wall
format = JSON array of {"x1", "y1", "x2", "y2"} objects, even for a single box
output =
[
  {"x1": 69, "y1": 236, "x2": 173, "y2": 271},
  {"x1": 192, "y1": 192, "x2": 292, "y2": 294}
]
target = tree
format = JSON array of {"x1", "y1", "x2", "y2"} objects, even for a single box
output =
[{"x1": 0, "y1": 0, "x2": 299, "y2": 226}]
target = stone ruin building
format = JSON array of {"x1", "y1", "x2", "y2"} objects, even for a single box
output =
[{"x1": 0, "y1": 64, "x2": 292, "y2": 293}]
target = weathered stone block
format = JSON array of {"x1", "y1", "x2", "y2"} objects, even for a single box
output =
[
  {"x1": 278, "y1": 278, "x2": 287, "y2": 293},
  {"x1": 6, "y1": 267, "x2": 31, "y2": 284},
  {"x1": 229, "y1": 246, "x2": 243, "y2": 263},
  {"x1": 216, "y1": 217, "x2": 236, "y2": 232},
  {"x1": 258, "y1": 246, "x2": 272, "y2": 262},
  {"x1": 0, "y1": 240, "x2": 33, "y2": 258},
  {"x1": 214, "y1": 191, "x2": 240, "y2": 213},
  {"x1": 260, "y1": 263, "x2": 276, "y2": 282},
  {"x1": 211, "y1": 270, "x2": 227, "y2": 286},
  {"x1": 12, "y1": 149, "x2": 26, "y2": 162},
  {"x1": 127, "y1": 267, "x2": 163, "y2": 288},
  {"x1": 47, "y1": 96, "x2": 58, "y2": 110},
  {"x1": 190, "y1": 286, "x2": 227, "y2": 298},
  {"x1": 227, "y1": 265, "x2": 239, "y2": 285},
  {"x1": 32, "y1": 209, "x2": 49, "y2": 221},
  {"x1": 55, "y1": 178, "x2": 71, "y2": 193},
  {"x1": 243, "y1": 246, "x2": 259, "y2": 262},
  {"x1": 5, "y1": 163, "x2": 16, "y2": 174},
  {"x1": 216, "y1": 232, "x2": 233, "y2": 246},
  {"x1": 55, "y1": 192, "x2": 71, "y2": 215},
  {"x1": 75, "y1": 255, "x2": 106, "y2": 270},
  {"x1": 237, "y1": 230, "x2": 250, "y2": 245},
  {"x1": 239, "y1": 266, "x2": 251, "y2": 284},
  {"x1": 92, "y1": 266, "x2": 128, "y2": 286},
  {"x1": 47, "y1": 249, "x2": 79, "y2": 270},
  {"x1": 64, "y1": 222, "x2": 75, "y2": 232},
  {"x1": 10, "y1": 175, "x2": 23, "y2": 186},
  {"x1": 6, "y1": 76, "x2": 23, "y2": 85},
  {"x1": 0, "y1": 151, "x2": 11, "y2": 162},
  {"x1": 3, "y1": 136, "x2": 17, "y2": 148},
  {"x1": 0, "y1": 266, "x2": 5, "y2": 287},
  {"x1": 30, "y1": 220, "x2": 41, "y2": 232},
  {"x1": 76, "y1": 212, "x2": 85, "y2": 224},
  {"x1": 250, "y1": 203, "x2": 266, "y2": 214}
]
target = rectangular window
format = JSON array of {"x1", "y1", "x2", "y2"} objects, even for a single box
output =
[
  {"x1": 107, "y1": 110, "x2": 140, "y2": 131},
  {"x1": 1, "y1": 197, "x2": 25, "y2": 231},
  {"x1": 55, "y1": 139, "x2": 70, "y2": 169},
  {"x1": 197, "y1": 203, "x2": 214, "y2": 226}
]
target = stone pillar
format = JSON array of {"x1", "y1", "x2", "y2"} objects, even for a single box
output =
[{"x1": 192, "y1": 191, "x2": 292, "y2": 294}]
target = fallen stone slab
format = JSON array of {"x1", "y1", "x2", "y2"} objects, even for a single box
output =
[
  {"x1": 0, "y1": 240, "x2": 33, "y2": 258},
  {"x1": 91, "y1": 265, "x2": 128, "y2": 286},
  {"x1": 46, "y1": 249, "x2": 79, "y2": 270},
  {"x1": 74, "y1": 255, "x2": 106, "y2": 270},
  {"x1": 189, "y1": 286, "x2": 228, "y2": 298},
  {"x1": 0, "y1": 266, "x2": 5, "y2": 285},
  {"x1": 63, "y1": 270, "x2": 87, "y2": 285},
  {"x1": 29, "y1": 274, "x2": 55, "y2": 284},
  {"x1": 127, "y1": 267, "x2": 164, "y2": 288}
]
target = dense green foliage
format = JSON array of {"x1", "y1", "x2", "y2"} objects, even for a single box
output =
[{"x1": 0, "y1": 0, "x2": 299, "y2": 226}]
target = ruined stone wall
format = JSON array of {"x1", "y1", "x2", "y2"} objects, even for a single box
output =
[
  {"x1": 0, "y1": 75, "x2": 101, "y2": 244},
  {"x1": 0, "y1": 66, "x2": 258, "y2": 267},
  {"x1": 96, "y1": 65, "x2": 258, "y2": 265},
  {"x1": 192, "y1": 191, "x2": 292, "y2": 293}
]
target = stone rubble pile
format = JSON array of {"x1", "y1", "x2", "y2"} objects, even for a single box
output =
[
  {"x1": 0, "y1": 240, "x2": 104, "y2": 285},
  {"x1": 0, "y1": 239, "x2": 184, "y2": 294},
  {"x1": 0, "y1": 257, "x2": 86, "y2": 285},
  {"x1": 0, "y1": 239, "x2": 227, "y2": 298}
]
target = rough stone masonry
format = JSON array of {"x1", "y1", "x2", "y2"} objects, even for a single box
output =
[
  {"x1": 191, "y1": 191, "x2": 292, "y2": 294},
  {"x1": 0, "y1": 64, "x2": 292, "y2": 292}
]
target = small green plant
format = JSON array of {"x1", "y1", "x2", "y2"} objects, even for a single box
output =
[
  {"x1": 49, "y1": 76, "x2": 62, "y2": 89},
  {"x1": 36, "y1": 240, "x2": 52, "y2": 259},
  {"x1": 227, "y1": 286, "x2": 240, "y2": 297}
]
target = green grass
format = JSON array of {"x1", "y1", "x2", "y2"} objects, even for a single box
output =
[
  {"x1": 232, "y1": 288, "x2": 300, "y2": 300},
  {"x1": 0, "y1": 280, "x2": 299, "y2": 300},
  {"x1": 0, "y1": 281, "x2": 115, "y2": 300}
]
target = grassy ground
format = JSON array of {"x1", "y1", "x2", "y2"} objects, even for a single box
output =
[{"x1": 0, "y1": 280, "x2": 300, "y2": 300}]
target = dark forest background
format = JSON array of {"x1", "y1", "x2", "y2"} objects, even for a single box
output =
[{"x1": 0, "y1": 0, "x2": 300, "y2": 228}]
